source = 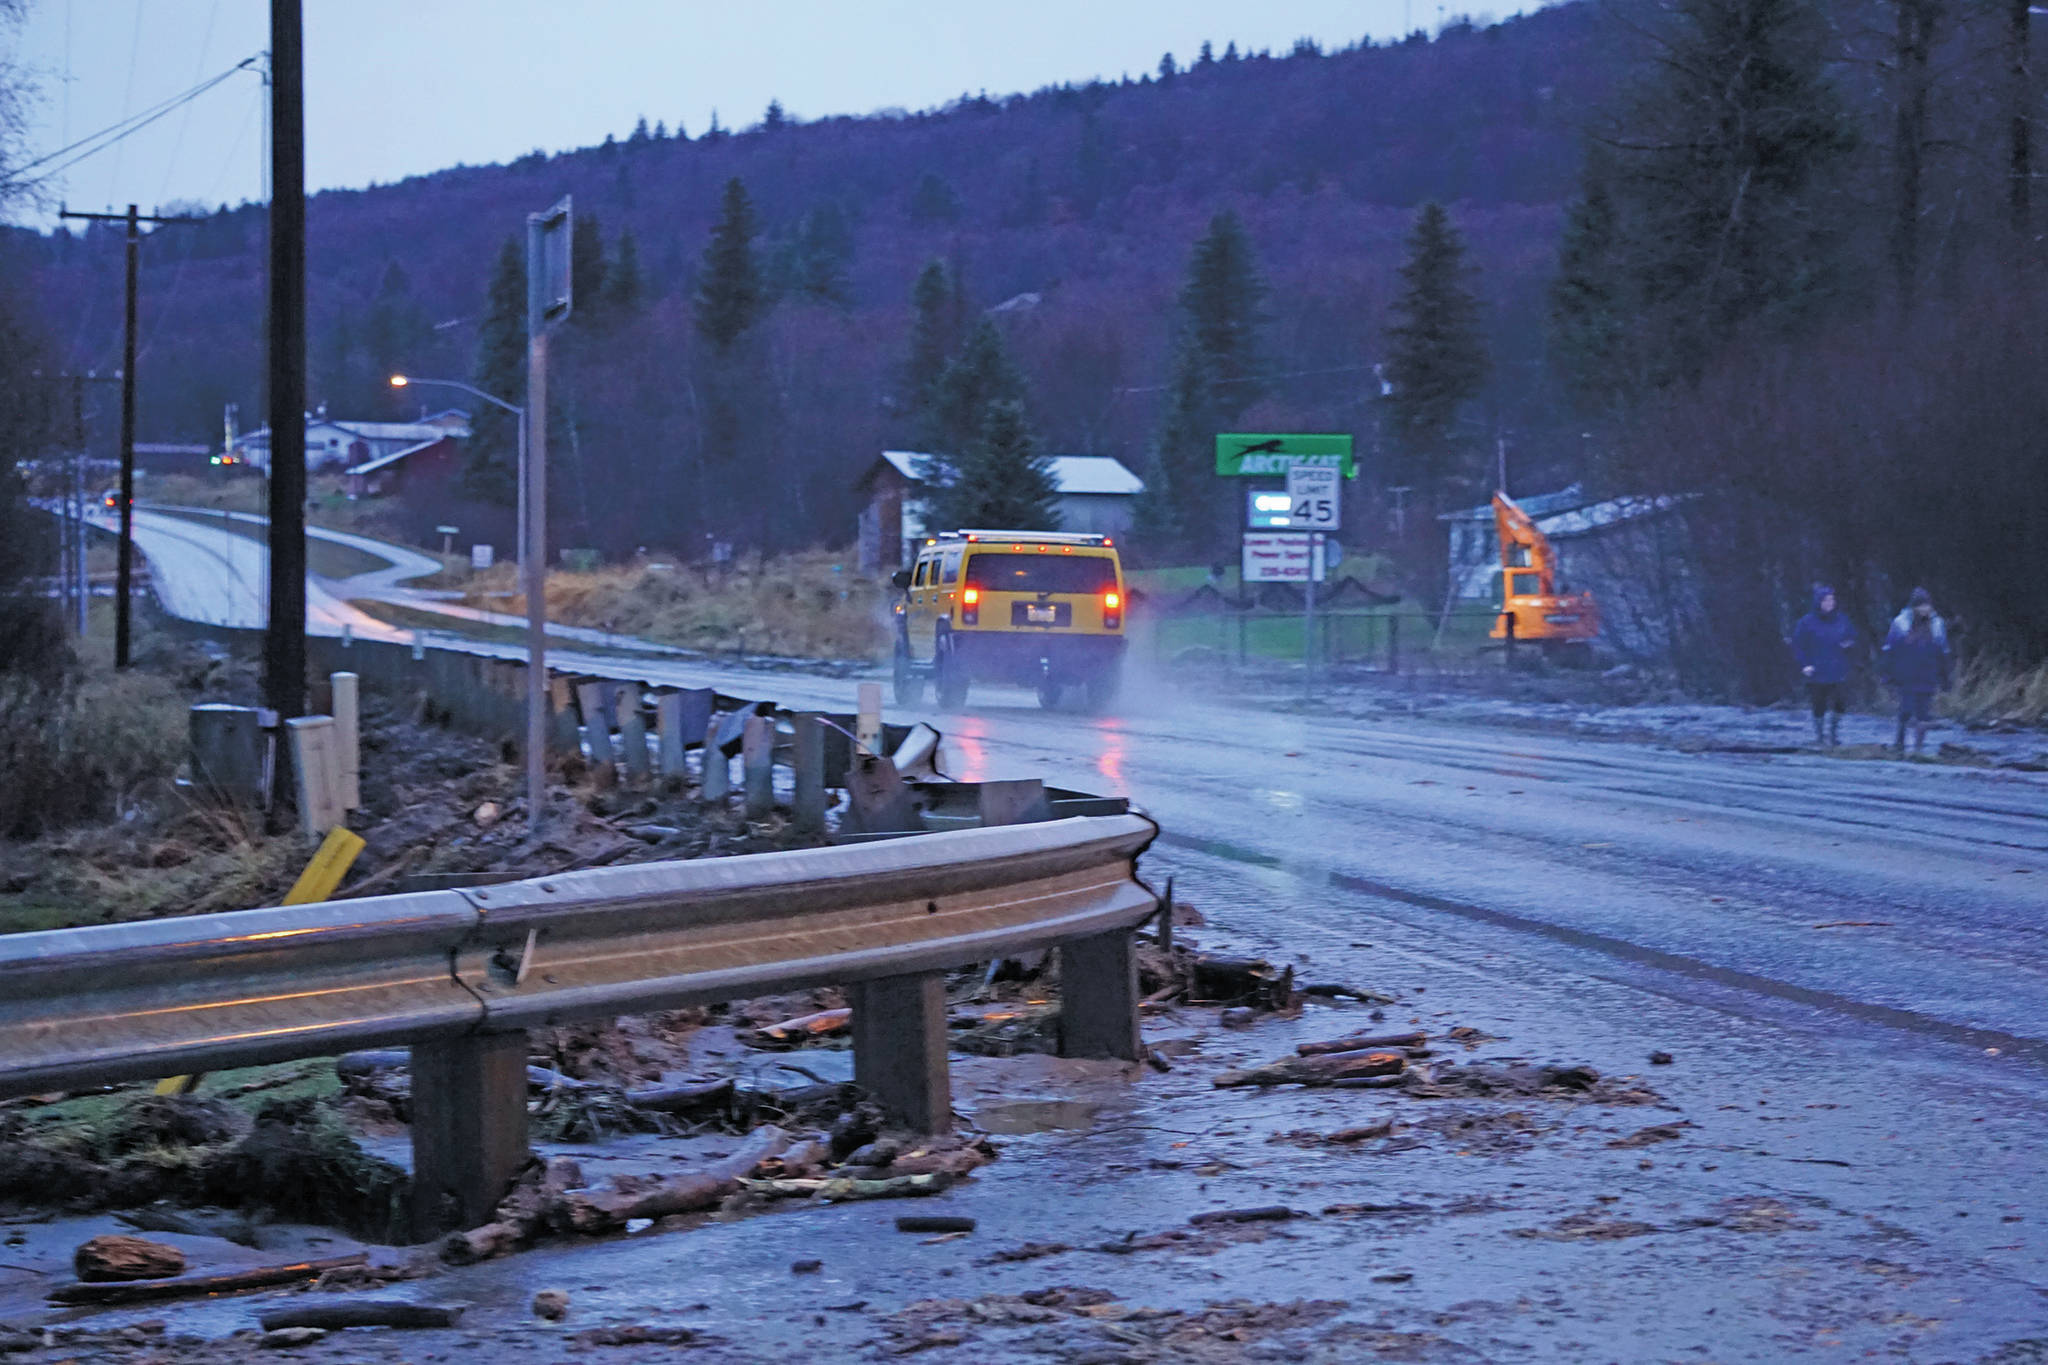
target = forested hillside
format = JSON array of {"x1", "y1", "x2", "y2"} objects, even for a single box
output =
[{"x1": 5, "y1": 4, "x2": 1624, "y2": 556}]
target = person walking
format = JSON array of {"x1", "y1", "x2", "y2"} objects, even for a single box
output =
[
  {"x1": 1881, "y1": 586, "x2": 1951, "y2": 755},
  {"x1": 1790, "y1": 584, "x2": 1858, "y2": 746}
]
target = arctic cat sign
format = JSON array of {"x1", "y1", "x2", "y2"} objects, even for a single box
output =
[{"x1": 1215, "y1": 433, "x2": 1356, "y2": 478}]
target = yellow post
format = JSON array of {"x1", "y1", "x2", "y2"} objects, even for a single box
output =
[{"x1": 153, "y1": 827, "x2": 366, "y2": 1096}]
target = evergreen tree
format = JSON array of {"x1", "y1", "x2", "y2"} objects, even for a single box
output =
[
  {"x1": 468, "y1": 236, "x2": 526, "y2": 503},
  {"x1": 923, "y1": 318, "x2": 1024, "y2": 458},
  {"x1": 1223, "y1": 40, "x2": 1240, "y2": 61},
  {"x1": 763, "y1": 99, "x2": 788, "y2": 131},
  {"x1": 1382, "y1": 201, "x2": 1489, "y2": 492},
  {"x1": 1607, "y1": 0, "x2": 1854, "y2": 382},
  {"x1": 363, "y1": 260, "x2": 431, "y2": 412},
  {"x1": 904, "y1": 258, "x2": 955, "y2": 420},
  {"x1": 1074, "y1": 111, "x2": 1109, "y2": 217},
  {"x1": 571, "y1": 212, "x2": 607, "y2": 319},
  {"x1": 790, "y1": 202, "x2": 853, "y2": 304},
  {"x1": 922, "y1": 399, "x2": 1060, "y2": 531},
  {"x1": 1129, "y1": 336, "x2": 1212, "y2": 560},
  {"x1": 1197, "y1": 40, "x2": 1215, "y2": 66},
  {"x1": 607, "y1": 229, "x2": 644, "y2": 314},
  {"x1": 704, "y1": 111, "x2": 725, "y2": 142},
  {"x1": 909, "y1": 171, "x2": 962, "y2": 224},
  {"x1": 653, "y1": 119, "x2": 668, "y2": 140},
  {"x1": 629, "y1": 116, "x2": 651, "y2": 143},
  {"x1": 1548, "y1": 153, "x2": 1629, "y2": 415},
  {"x1": 694, "y1": 178, "x2": 763, "y2": 352},
  {"x1": 1180, "y1": 210, "x2": 1265, "y2": 415},
  {"x1": 1158, "y1": 53, "x2": 1179, "y2": 82}
]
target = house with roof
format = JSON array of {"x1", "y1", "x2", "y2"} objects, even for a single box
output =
[
  {"x1": 853, "y1": 450, "x2": 1145, "y2": 573},
  {"x1": 228, "y1": 406, "x2": 471, "y2": 474}
]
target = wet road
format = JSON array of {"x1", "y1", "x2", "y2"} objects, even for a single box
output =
[{"x1": 88, "y1": 510, "x2": 2048, "y2": 1359}]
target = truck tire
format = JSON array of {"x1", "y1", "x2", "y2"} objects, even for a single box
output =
[
  {"x1": 893, "y1": 641, "x2": 923, "y2": 706},
  {"x1": 934, "y1": 635, "x2": 970, "y2": 711}
]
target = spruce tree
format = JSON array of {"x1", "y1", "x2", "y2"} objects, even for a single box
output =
[
  {"x1": 1179, "y1": 210, "x2": 1265, "y2": 414},
  {"x1": 570, "y1": 212, "x2": 607, "y2": 321},
  {"x1": 1130, "y1": 336, "x2": 1212, "y2": 560},
  {"x1": 791, "y1": 202, "x2": 852, "y2": 305},
  {"x1": 468, "y1": 236, "x2": 526, "y2": 503},
  {"x1": 925, "y1": 318, "x2": 1024, "y2": 457},
  {"x1": 607, "y1": 229, "x2": 644, "y2": 314},
  {"x1": 923, "y1": 399, "x2": 1060, "y2": 531},
  {"x1": 1383, "y1": 201, "x2": 1488, "y2": 492},
  {"x1": 904, "y1": 259, "x2": 955, "y2": 421},
  {"x1": 1607, "y1": 0, "x2": 1854, "y2": 382},
  {"x1": 694, "y1": 178, "x2": 763, "y2": 352},
  {"x1": 1548, "y1": 154, "x2": 1629, "y2": 415}
]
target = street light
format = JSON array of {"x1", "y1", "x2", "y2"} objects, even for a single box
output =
[{"x1": 389, "y1": 374, "x2": 525, "y2": 567}]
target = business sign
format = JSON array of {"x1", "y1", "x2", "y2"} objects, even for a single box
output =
[
  {"x1": 1216, "y1": 433, "x2": 1356, "y2": 479},
  {"x1": 471, "y1": 544, "x2": 495, "y2": 570},
  {"x1": 1242, "y1": 532, "x2": 1327, "y2": 584},
  {"x1": 1246, "y1": 488, "x2": 1296, "y2": 529}
]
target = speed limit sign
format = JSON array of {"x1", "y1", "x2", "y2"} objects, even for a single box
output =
[{"x1": 1285, "y1": 465, "x2": 1341, "y2": 530}]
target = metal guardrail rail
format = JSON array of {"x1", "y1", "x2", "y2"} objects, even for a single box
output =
[{"x1": 0, "y1": 814, "x2": 1157, "y2": 1102}]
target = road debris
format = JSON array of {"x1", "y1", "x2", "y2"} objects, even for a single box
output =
[
  {"x1": 73, "y1": 1233, "x2": 184, "y2": 1282},
  {"x1": 259, "y1": 1301, "x2": 463, "y2": 1331},
  {"x1": 532, "y1": 1289, "x2": 571, "y2": 1320},
  {"x1": 896, "y1": 1215, "x2": 976, "y2": 1233},
  {"x1": 1213, "y1": 1049, "x2": 1405, "y2": 1088},
  {"x1": 48, "y1": 1253, "x2": 368, "y2": 1304}
]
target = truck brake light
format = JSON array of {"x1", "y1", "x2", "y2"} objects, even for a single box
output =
[
  {"x1": 961, "y1": 585, "x2": 980, "y2": 625},
  {"x1": 1102, "y1": 590, "x2": 1121, "y2": 629}
]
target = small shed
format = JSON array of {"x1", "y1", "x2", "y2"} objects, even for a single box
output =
[
  {"x1": 853, "y1": 450, "x2": 1145, "y2": 572},
  {"x1": 344, "y1": 434, "x2": 462, "y2": 500}
]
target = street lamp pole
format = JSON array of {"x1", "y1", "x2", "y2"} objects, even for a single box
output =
[{"x1": 389, "y1": 375, "x2": 525, "y2": 566}]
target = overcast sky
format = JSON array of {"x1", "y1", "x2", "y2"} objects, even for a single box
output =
[{"x1": 9, "y1": 2, "x2": 1549, "y2": 226}]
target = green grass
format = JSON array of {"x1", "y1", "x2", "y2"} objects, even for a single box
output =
[{"x1": 14, "y1": 1060, "x2": 343, "y2": 1141}]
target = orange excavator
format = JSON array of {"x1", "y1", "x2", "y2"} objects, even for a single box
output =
[{"x1": 1489, "y1": 491, "x2": 1598, "y2": 659}]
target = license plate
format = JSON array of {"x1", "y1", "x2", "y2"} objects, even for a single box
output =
[{"x1": 1027, "y1": 605, "x2": 1057, "y2": 624}]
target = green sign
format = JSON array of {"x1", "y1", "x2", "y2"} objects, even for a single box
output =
[{"x1": 1215, "y1": 433, "x2": 1356, "y2": 478}]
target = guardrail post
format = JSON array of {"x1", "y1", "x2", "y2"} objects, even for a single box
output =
[
  {"x1": 792, "y1": 712, "x2": 825, "y2": 835},
  {"x1": 743, "y1": 714, "x2": 774, "y2": 818},
  {"x1": 548, "y1": 676, "x2": 579, "y2": 756},
  {"x1": 656, "y1": 692, "x2": 686, "y2": 779},
  {"x1": 286, "y1": 716, "x2": 344, "y2": 837},
  {"x1": 700, "y1": 708, "x2": 729, "y2": 804},
  {"x1": 851, "y1": 974, "x2": 950, "y2": 1133},
  {"x1": 330, "y1": 672, "x2": 360, "y2": 811},
  {"x1": 577, "y1": 681, "x2": 616, "y2": 787},
  {"x1": 1059, "y1": 928, "x2": 1141, "y2": 1061},
  {"x1": 617, "y1": 683, "x2": 650, "y2": 786},
  {"x1": 409, "y1": 1032, "x2": 529, "y2": 1242}
]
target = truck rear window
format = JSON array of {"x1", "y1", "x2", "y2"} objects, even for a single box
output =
[{"x1": 964, "y1": 554, "x2": 1116, "y2": 594}]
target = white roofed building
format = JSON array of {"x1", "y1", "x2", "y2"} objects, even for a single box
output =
[{"x1": 853, "y1": 450, "x2": 1144, "y2": 573}]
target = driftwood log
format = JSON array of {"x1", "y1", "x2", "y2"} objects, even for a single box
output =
[
  {"x1": 48, "y1": 1254, "x2": 368, "y2": 1305},
  {"x1": 259, "y1": 1302, "x2": 463, "y2": 1331},
  {"x1": 1296, "y1": 1031, "x2": 1426, "y2": 1056},
  {"x1": 442, "y1": 1127, "x2": 789, "y2": 1264},
  {"x1": 1213, "y1": 1049, "x2": 1405, "y2": 1089}
]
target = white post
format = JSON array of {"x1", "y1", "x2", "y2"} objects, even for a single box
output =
[
  {"x1": 856, "y1": 681, "x2": 883, "y2": 756},
  {"x1": 656, "y1": 692, "x2": 686, "y2": 778},
  {"x1": 287, "y1": 715, "x2": 344, "y2": 837},
  {"x1": 330, "y1": 671, "x2": 360, "y2": 810}
]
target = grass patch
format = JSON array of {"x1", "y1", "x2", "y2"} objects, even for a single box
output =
[
  {"x1": 1945, "y1": 656, "x2": 2048, "y2": 728},
  {"x1": 464, "y1": 550, "x2": 892, "y2": 661}
]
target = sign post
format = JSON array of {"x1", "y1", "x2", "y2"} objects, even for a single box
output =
[
  {"x1": 1286, "y1": 466, "x2": 1339, "y2": 691},
  {"x1": 525, "y1": 196, "x2": 572, "y2": 830}
]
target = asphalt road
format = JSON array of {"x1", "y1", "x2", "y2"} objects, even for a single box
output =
[{"x1": 92, "y1": 509, "x2": 2048, "y2": 1360}]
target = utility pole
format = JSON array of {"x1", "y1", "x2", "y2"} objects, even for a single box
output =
[
  {"x1": 58, "y1": 205, "x2": 196, "y2": 667},
  {"x1": 266, "y1": 0, "x2": 307, "y2": 719}
]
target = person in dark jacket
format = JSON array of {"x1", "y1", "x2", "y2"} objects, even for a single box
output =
[
  {"x1": 1790, "y1": 585, "x2": 1858, "y2": 746},
  {"x1": 1881, "y1": 586, "x2": 1951, "y2": 755}
]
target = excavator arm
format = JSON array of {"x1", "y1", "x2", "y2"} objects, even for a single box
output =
[{"x1": 1493, "y1": 492, "x2": 1557, "y2": 595}]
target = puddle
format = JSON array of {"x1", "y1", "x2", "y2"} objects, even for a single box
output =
[{"x1": 970, "y1": 1099, "x2": 1099, "y2": 1134}]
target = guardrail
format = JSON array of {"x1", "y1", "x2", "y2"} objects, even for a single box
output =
[{"x1": 0, "y1": 813, "x2": 1158, "y2": 1239}]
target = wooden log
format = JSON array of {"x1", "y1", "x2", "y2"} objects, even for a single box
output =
[
  {"x1": 1212, "y1": 1049, "x2": 1405, "y2": 1089},
  {"x1": 622, "y1": 1078, "x2": 734, "y2": 1113},
  {"x1": 1296, "y1": 1031, "x2": 1427, "y2": 1056},
  {"x1": 48, "y1": 1254, "x2": 367, "y2": 1305},
  {"x1": 1190, "y1": 956, "x2": 1295, "y2": 1008},
  {"x1": 1189, "y1": 1206, "x2": 1296, "y2": 1225},
  {"x1": 259, "y1": 1302, "x2": 463, "y2": 1331},
  {"x1": 896, "y1": 1215, "x2": 974, "y2": 1234},
  {"x1": 753, "y1": 1007, "x2": 852, "y2": 1045},
  {"x1": 740, "y1": 1172, "x2": 951, "y2": 1203},
  {"x1": 554, "y1": 1126, "x2": 788, "y2": 1236}
]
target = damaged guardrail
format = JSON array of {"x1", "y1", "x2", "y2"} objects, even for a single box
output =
[{"x1": 0, "y1": 812, "x2": 1158, "y2": 1239}]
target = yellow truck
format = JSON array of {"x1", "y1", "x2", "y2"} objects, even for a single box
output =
[{"x1": 892, "y1": 530, "x2": 1126, "y2": 711}]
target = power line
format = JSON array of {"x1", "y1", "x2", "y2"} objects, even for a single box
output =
[
  {"x1": 1112, "y1": 362, "x2": 1381, "y2": 397},
  {"x1": 1, "y1": 55, "x2": 261, "y2": 192}
]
